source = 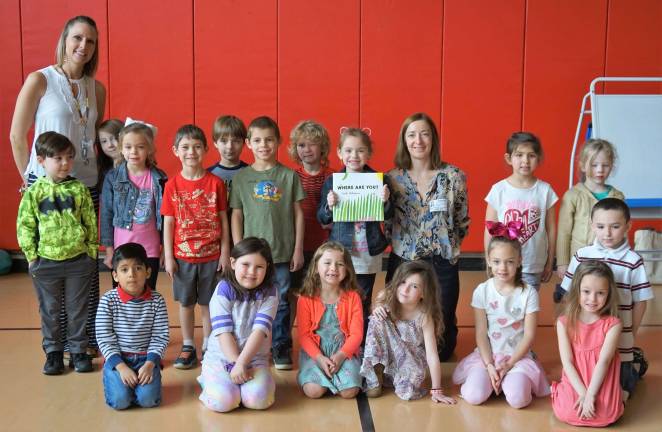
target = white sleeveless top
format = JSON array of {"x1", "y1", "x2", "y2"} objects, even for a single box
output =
[{"x1": 25, "y1": 65, "x2": 98, "y2": 187}]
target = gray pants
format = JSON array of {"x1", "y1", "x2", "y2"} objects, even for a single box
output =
[{"x1": 30, "y1": 254, "x2": 95, "y2": 354}]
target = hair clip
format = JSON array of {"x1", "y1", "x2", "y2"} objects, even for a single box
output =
[
  {"x1": 125, "y1": 117, "x2": 158, "y2": 137},
  {"x1": 339, "y1": 126, "x2": 349, "y2": 135},
  {"x1": 485, "y1": 220, "x2": 523, "y2": 241},
  {"x1": 361, "y1": 127, "x2": 372, "y2": 136}
]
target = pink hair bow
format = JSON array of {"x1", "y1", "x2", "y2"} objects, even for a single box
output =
[{"x1": 485, "y1": 220, "x2": 523, "y2": 241}]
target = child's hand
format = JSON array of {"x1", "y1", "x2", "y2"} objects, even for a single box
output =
[
  {"x1": 116, "y1": 363, "x2": 138, "y2": 388},
  {"x1": 329, "y1": 351, "x2": 346, "y2": 374},
  {"x1": 159, "y1": 250, "x2": 165, "y2": 269},
  {"x1": 372, "y1": 306, "x2": 389, "y2": 321},
  {"x1": 316, "y1": 355, "x2": 335, "y2": 378},
  {"x1": 230, "y1": 361, "x2": 253, "y2": 385},
  {"x1": 327, "y1": 191, "x2": 339, "y2": 208},
  {"x1": 103, "y1": 246, "x2": 114, "y2": 270},
  {"x1": 290, "y1": 249, "x2": 304, "y2": 272},
  {"x1": 218, "y1": 254, "x2": 230, "y2": 273},
  {"x1": 496, "y1": 359, "x2": 513, "y2": 382},
  {"x1": 165, "y1": 257, "x2": 178, "y2": 279},
  {"x1": 556, "y1": 265, "x2": 567, "y2": 280},
  {"x1": 381, "y1": 184, "x2": 390, "y2": 203},
  {"x1": 137, "y1": 360, "x2": 155, "y2": 385},
  {"x1": 431, "y1": 389, "x2": 457, "y2": 405},
  {"x1": 574, "y1": 392, "x2": 595, "y2": 419},
  {"x1": 486, "y1": 363, "x2": 501, "y2": 394},
  {"x1": 541, "y1": 262, "x2": 553, "y2": 282}
]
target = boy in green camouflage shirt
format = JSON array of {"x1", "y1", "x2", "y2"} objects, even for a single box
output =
[{"x1": 17, "y1": 132, "x2": 98, "y2": 375}]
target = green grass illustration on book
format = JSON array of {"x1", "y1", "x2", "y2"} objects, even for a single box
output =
[{"x1": 332, "y1": 172, "x2": 384, "y2": 222}]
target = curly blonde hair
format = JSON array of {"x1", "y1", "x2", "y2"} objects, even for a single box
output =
[{"x1": 288, "y1": 120, "x2": 330, "y2": 167}]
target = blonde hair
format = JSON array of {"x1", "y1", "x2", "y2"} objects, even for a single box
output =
[
  {"x1": 562, "y1": 260, "x2": 619, "y2": 338},
  {"x1": 288, "y1": 120, "x2": 330, "y2": 167},
  {"x1": 578, "y1": 138, "x2": 617, "y2": 181},
  {"x1": 298, "y1": 242, "x2": 359, "y2": 298},
  {"x1": 55, "y1": 16, "x2": 99, "y2": 77},
  {"x1": 118, "y1": 123, "x2": 157, "y2": 167},
  {"x1": 379, "y1": 260, "x2": 443, "y2": 338}
]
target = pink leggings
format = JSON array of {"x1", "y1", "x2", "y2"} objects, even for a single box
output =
[
  {"x1": 198, "y1": 363, "x2": 275, "y2": 412},
  {"x1": 460, "y1": 367, "x2": 533, "y2": 409}
]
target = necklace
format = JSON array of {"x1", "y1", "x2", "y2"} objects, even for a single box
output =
[{"x1": 58, "y1": 65, "x2": 91, "y2": 164}]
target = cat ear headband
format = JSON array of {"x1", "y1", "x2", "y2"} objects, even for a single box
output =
[
  {"x1": 339, "y1": 126, "x2": 372, "y2": 136},
  {"x1": 485, "y1": 220, "x2": 523, "y2": 241},
  {"x1": 125, "y1": 117, "x2": 158, "y2": 138}
]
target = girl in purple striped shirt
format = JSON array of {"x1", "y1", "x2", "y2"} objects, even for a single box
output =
[{"x1": 198, "y1": 238, "x2": 278, "y2": 412}]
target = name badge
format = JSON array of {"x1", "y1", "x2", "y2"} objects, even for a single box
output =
[{"x1": 429, "y1": 198, "x2": 447, "y2": 213}]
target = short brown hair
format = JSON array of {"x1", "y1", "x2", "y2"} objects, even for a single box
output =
[
  {"x1": 173, "y1": 124, "x2": 207, "y2": 149},
  {"x1": 394, "y1": 112, "x2": 443, "y2": 170},
  {"x1": 35, "y1": 131, "x2": 75, "y2": 158},
  {"x1": 247, "y1": 116, "x2": 280, "y2": 142},
  {"x1": 212, "y1": 115, "x2": 247, "y2": 142}
]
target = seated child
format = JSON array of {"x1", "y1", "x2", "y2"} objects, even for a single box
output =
[
  {"x1": 297, "y1": 242, "x2": 363, "y2": 399},
  {"x1": 560, "y1": 198, "x2": 654, "y2": 401},
  {"x1": 361, "y1": 260, "x2": 456, "y2": 404},
  {"x1": 453, "y1": 226, "x2": 550, "y2": 408},
  {"x1": 552, "y1": 260, "x2": 623, "y2": 427},
  {"x1": 198, "y1": 238, "x2": 278, "y2": 412},
  {"x1": 96, "y1": 243, "x2": 169, "y2": 410}
]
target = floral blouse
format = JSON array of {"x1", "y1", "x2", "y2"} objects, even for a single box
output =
[{"x1": 386, "y1": 164, "x2": 470, "y2": 264}]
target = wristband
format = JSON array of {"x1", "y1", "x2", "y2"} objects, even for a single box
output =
[
  {"x1": 430, "y1": 388, "x2": 444, "y2": 395},
  {"x1": 224, "y1": 362, "x2": 235, "y2": 373}
]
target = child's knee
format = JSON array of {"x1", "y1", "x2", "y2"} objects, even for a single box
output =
[
  {"x1": 105, "y1": 390, "x2": 133, "y2": 410},
  {"x1": 339, "y1": 387, "x2": 359, "y2": 399},
  {"x1": 505, "y1": 391, "x2": 532, "y2": 409},
  {"x1": 461, "y1": 384, "x2": 491, "y2": 406},
  {"x1": 302, "y1": 383, "x2": 327, "y2": 399},
  {"x1": 200, "y1": 383, "x2": 240, "y2": 412},
  {"x1": 135, "y1": 385, "x2": 161, "y2": 408}
]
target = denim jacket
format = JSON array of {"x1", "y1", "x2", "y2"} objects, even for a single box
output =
[
  {"x1": 317, "y1": 166, "x2": 393, "y2": 256},
  {"x1": 100, "y1": 162, "x2": 168, "y2": 246}
]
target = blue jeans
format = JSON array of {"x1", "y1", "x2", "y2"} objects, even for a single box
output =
[
  {"x1": 103, "y1": 353, "x2": 162, "y2": 410},
  {"x1": 271, "y1": 263, "x2": 292, "y2": 350}
]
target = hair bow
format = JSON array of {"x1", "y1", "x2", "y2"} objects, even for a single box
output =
[
  {"x1": 125, "y1": 117, "x2": 158, "y2": 137},
  {"x1": 485, "y1": 220, "x2": 523, "y2": 241}
]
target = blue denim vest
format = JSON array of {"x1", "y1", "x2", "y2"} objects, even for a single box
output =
[
  {"x1": 317, "y1": 166, "x2": 393, "y2": 256},
  {"x1": 100, "y1": 162, "x2": 167, "y2": 246}
]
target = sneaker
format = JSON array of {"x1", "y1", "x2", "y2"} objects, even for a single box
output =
[
  {"x1": 43, "y1": 351, "x2": 65, "y2": 375},
  {"x1": 272, "y1": 346, "x2": 293, "y2": 370},
  {"x1": 633, "y1": 347, "x2": 648, "y2": 378},
  {"x1": 174, "y1": 345, "x2": 198, "y2": 370},
  {"x1": 70, "y1": 353, "x2": 93, "y2": 372},
  {"x1": 366, "y1": 364, "x2": 384, "y2": 398},
  {"x1": 553, "y1": 284, "x2": 565, "y2": 304}
]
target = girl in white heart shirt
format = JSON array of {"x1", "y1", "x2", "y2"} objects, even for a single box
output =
[
  {"x1": 453, "y1": 230, "x2": 550, "y2": 408},
  {"x1": 484, "y1": 132, "x2": 558, "y2": 291}
]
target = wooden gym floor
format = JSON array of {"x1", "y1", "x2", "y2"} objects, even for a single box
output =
[{"x1": 0, "y1": 271, "x2": 659, "y2": 432}]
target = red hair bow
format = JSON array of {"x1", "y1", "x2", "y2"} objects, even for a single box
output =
[{"x1": 485, "y1": 220, "x2": 523, "y2": 241}]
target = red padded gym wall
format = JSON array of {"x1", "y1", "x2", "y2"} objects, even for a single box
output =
[
  {"x1": 278, "y1": 0, "x2": 360, "y2": 170},
  {"x1": 0, "y1": 0, "x2": 24, "y2": 248},
  {"x1": 360, "y1": 0, "x2": 443, "y2": 173},
  {"x1": 441, "y1": 0, "x2": 526, "y2": 252},
  {"x1": 522, "y1": 0, "x2": 608, "y2": 195},
  {"x1": 107, "y1": 0, "x2": 193, "y2": 176},
  {"x1": 194, "y1": 0, "x2": 277, "y2": 167}
]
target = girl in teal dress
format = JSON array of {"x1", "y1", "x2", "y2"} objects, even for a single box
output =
[{"x1": 296, "y1": 242, "x2": 364, "y2": 398}]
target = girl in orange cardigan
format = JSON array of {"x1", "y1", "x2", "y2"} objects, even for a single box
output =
[{"x1": 296, "y1": 242, "x2": 363, "y2": 399}]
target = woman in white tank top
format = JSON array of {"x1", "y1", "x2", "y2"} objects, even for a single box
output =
[{"x1": 10, "y1": 15, "x2": 106, "y2": 189}]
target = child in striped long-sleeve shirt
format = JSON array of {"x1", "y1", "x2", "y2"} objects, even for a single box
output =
[
  {"x1": 198, "y1": 238, "x2": 278, "y2": 412},
  {"x1": 96, "y1": 243, "x2": 169, "y2": 410}
]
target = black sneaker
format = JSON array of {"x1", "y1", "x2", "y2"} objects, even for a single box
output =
[
  {"x1": 633, "y1": 347, "x2": 648, "y2": 378},
  {"x1": 553, "y1": 284, "x2": 566, "y2": 304},
  {"x1": 70, "y1": 352, "x2": 93, "y2": 373},
  {"x1": 273, "y1": 346, "x2": 293, "y2": 370},
  {"x1": 43, "y1": 351, "x2": 65, "y2": 375},
  {"x1": 174, "y1": 345, "x2": 198, "y2": 370}
]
